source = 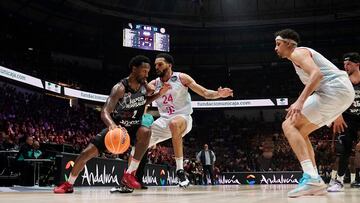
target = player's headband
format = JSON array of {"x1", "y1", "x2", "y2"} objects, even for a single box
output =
[
  {"x1": 344, "y1": 54, "x2": 360, "y2": 63},
  {"x1": 275, "y1": 36, "x2": 298, "y2": 46}
]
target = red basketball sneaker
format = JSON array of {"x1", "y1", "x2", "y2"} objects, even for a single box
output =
[
  {"x1": 54, "y1": 182, "x2": 74, "y2": 193},
  {"x1": 121, "y1": 172, "x2": 141, "y2": 189}
]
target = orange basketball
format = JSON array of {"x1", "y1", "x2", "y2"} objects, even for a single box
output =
[{"x1": 104, "y1": 128, "x2": 130, "y2": 154}]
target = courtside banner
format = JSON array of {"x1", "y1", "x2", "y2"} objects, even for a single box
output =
[
  {"x1": 218, "y1": 171, "x2": 302, "y2": 185},
  {"x1": 192, "y1": 99, "x2": 275, "y2": 108},
  {"x1": 0, "y1": 65, "x2": 43, "y2": 88},
  {"x1": 64, "y1": 87, "x2": 108, "y2": 102},
  {"x1": 152, "y1": 99, "x2": 276, "y2": 108},
  {"x1": 56, "y1": 153, "x2": 177, "y2": 186}
]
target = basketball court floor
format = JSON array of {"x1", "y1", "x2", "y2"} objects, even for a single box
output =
[{"x1": 0, "y1": 185, "x2": 359, "y2": 203}]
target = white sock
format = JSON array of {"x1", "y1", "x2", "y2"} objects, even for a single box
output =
[
  {"x1": 331, "y1": 170, "x2": 337, "y2": 180},
  {"x1": 175, "y1": 157, "x2": 184, "y2": 171},
  {"x1": 68, "y1": 173, "x2": 77, "y2": 184},
  {"x1": 300, "y1": 159, "x2": 318, "y2": 178},
  {"x1": 126, "y1": 158, "x2": 140, "y2": 174},
  {"x1": 337, "y1": 175, "x2": 344, "y2": 184}
]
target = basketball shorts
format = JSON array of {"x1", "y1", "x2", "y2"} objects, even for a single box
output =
[
  {"x1": 335, "y1": 115, "x2": 360, "y2": 156},
  {"x1": 148, "y1": 114, "x2": 193, "y2": 148},
  {"x1": 91, "y1": 114, "x2": 154, "y2": 153},
  {"x1": 302, "y1": 76, "x2": 355, "y2": 127}
]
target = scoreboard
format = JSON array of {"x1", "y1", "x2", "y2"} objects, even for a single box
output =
[{"x1": 123, "y1": 24, "x2": 170, "y2": 52}]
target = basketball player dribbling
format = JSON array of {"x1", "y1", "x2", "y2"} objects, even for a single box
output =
[
  {"x1": 327, "y1": 52, "x2": 360, "y2": 192},
  {"x1": 54, "y1": 55, "x2": 170, "y2": 193},
  {"x1": 274, "y1": 29, "x2": 355, "y2": 197},
  {"x1": 122, "y1": 53, "x2": 233, "y2": 188}
]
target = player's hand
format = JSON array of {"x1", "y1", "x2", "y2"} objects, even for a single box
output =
[
  {"x1": 109, "y1": 124, "x2": 118, "y2": 131},
  {"x1": 286, "y1": 100, "x2": 304, "y2": 120},
  {"x1": 217, "y1": 87, "x2": 233, "y2": 98},
  {"x1": 108, "y1": 124, "x2": 127, "y2": 133},
  {"x1": 159, "y1": 82, "x2": 171, "y2": 95},
  {"x1": 332, "y1": 115, "x2": 347, "y2": 134}
]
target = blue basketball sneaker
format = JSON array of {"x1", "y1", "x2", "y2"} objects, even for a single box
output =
[{"x1": 288, "y1": 173, "x2": 327, "y2": 198}]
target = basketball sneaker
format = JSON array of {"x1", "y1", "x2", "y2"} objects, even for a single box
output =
[
  {"x1": 350, "y1": 180, "x2": 360, "y2": 188},
  {"x1": 327, "y1": 180, "x2": 344, "y2": 192},
  {"x1": 53, "y1": 182, "x2": 74, "y2": 193},
  {"x1": 328, "y1": 178, "x2": 336, "y2": 186},
  {"x1": 176, "y1": 169, "x2": 190, "y2": 188},
  {"x1": 287, "y1": 173, "x2": 327, "y2": 198},
  {"x1": 121, "y1": 172, "x2": 141, "y2": 189},
  {"x1": 110, "y1": 185, "x2": 134, "y2": 193}
]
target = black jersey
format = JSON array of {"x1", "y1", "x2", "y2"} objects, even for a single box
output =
[
  {"x1": 344, "y1": 82, "x2": 360, "y2": 121},
  {"x1": 110, "y1": 78, "x2": 147, "y2": 127}
]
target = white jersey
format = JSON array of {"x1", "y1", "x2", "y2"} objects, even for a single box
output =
[
  {"x1": 292, "y1": 47, "x2": 348, "y2": 93},
  {"x1": 154, "y1": 72, "x2": 193, "y2": 118}
]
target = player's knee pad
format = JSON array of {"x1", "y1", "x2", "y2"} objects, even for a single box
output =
[{"x1": 141, "y1": 113, "x2": 154, "y2": 128}]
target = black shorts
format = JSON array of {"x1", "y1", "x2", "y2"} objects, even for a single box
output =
[
  {"x1": 336, "y1": 115, "x2": 360, "y2": 155},
  {"x1": 91, "y1": 125, "x2": 141, "y2": 154}
]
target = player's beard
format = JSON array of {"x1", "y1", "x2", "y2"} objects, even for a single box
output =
[
  {"x1": 156, "y1": 68, "x2": 167, "y2": 77},
  {"x1": 137, "y1": 76, "x2": 147, "y2": 84}
]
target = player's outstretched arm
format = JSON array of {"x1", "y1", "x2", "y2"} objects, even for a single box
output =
[
  {"x1": 180, "y1": 73, "x2": 233, "y2": 99},
  {"x1": 101, "y1": 83, "x2": 125, "y2": 130},
  {"x1": 145, "y1": 80, "x2": 171, "y2": 105}
]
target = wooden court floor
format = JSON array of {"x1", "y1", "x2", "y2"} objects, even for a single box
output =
[{"x1": 1, "y1": 185, "x2": 359, "y2": 203}]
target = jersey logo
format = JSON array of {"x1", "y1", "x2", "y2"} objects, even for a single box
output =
[
  {"x1": 140, "y1": 86, "x2": 147, "y2": 95},
  {"x1": 171, "y1": 75, "x2": 178, "y2": 82}
]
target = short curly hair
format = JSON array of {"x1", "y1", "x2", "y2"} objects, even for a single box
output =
[
  {"x1": 128, "y1": 55, "x2": 151, "y2": 69},
  {"x1": 274, "y1": 29, "x2": 300, "y2": 44},
  {"x1": 156, "y1": 53, "x2": 174, "y2": 65}
]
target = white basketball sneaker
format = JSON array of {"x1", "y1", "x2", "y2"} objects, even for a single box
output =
[{"x1": 327, "y1": 180, "x2": 344, "y2": 192}]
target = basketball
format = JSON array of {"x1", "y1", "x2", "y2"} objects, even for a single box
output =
[{"x1": 104, "y1": 128, "x2": 130, "y2": 154}]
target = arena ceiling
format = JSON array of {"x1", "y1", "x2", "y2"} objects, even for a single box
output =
[{"x1": 1, "y1": 0, "x2": 359, "y2": 34}]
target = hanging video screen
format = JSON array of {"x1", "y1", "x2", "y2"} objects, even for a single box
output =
[{"x1": 123, "y1": 23, "x2": 170, "y2": 52}]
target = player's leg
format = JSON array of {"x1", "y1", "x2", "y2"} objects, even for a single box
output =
[
  {"x1": 327, "y1": 134, "x2": 351, "y2": 192},
  {"x1": 282, "y1": 114, "x2": 319, "y2": 175},
  {"x1": 148, "y1": 115, "x2": 192, "y2": 187},
  {"x1": 169, "y1": 116, "x2": 192, "y2": 187},
  {"x1": 110, "y1": 147, "x2": 149, "y2": 193},
  {"x1": 351, "y1": 141, "x2": 360, "y2": 188},
  {"x1": 136, "y1": 149, "x2": 149, "y2": 189},
  {"x1": 122, "y1": 115, "x2": 153, "y2": 189},
  {"x1": 54, "y1": 143, "x2": 100, "y2": 193},
  {"x1": 283, "y1": 112, "x2": 328, "y2": 198},
  {"x1": 54, "y1": 128, "x2": 108, "y2": 193},
  {"x1": 121, "y1": 114, "x2": 153, "y2": 189},
  {"x1": 327, "y1": 140, "x2": 341, "y2": 189}
]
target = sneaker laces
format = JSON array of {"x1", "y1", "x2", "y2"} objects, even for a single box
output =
[{"x1": 298, "y1": 173, "x2": 311, "y2": 186}]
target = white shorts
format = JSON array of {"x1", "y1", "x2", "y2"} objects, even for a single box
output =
[
  {"x1": 302, "y1": 76, "x2": 355, "y2": 127},
  {"x1": 149, "y1": 115, "x2": 193, "y2": 147}
]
